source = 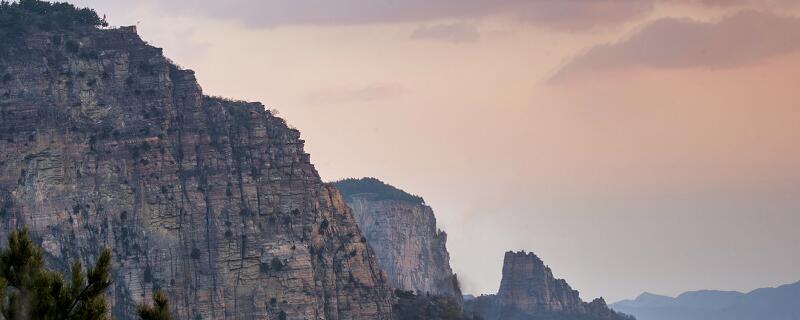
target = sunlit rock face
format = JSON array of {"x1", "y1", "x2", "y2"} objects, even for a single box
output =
[
  {"x1": 465, "y1": 251, "x2": 634, "y2": 320},
  {"x1": 334, "y1": 178, "x2": 462, "y2": 302},
  {"x1": 0, "y1": 22, "x2": 393, "y2": 320}
]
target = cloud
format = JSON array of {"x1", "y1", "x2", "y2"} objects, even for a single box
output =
[
  {"x1": 305, "y1": 83, "x2": 406, "y2": 104},
  {"x1": 69, "y1": 0, "x2": 800, "y2": 32},
  {"x1": 113, "y1": 0, "x2": 655, "y2": 31},
  {"x1": 552, "y1": 11, "x2": 800, "y2": 82},
  {"x1": 514, "y1": 0, "x2": 653, "y2": 31},
  {"x1": 410, "y1": 23, "x2": 479, "y2": 43},
  {"x1": 666, "y1": 0, "x2": 793, "y2": 8}
]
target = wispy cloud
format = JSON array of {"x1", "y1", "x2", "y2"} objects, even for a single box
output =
[
  {"x1": 552, "y1": 11, "x2": 800, "y2": 82},
  {"x1": 515, "y1": 0, "x2": 653, "y2": 32},
  {"x1": 305, "y1": 83, "x2": 406, "y2": 105},
  {"x1": 410, "y1": 23, "x2": 479, "y2": 44},
  {"x1": 103, "y1": 0, "x2": 659, "y2": 31}
]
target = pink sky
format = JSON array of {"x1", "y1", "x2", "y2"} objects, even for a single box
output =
[{"x1": 69, "y1": 0, "x2": 800, "y2": 301}]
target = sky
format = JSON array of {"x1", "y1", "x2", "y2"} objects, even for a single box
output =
[{"x1": 66, "y1": 0, "x2": 800, "y2": 302}]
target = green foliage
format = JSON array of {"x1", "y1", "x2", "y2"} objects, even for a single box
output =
[
  {"x1": 0, "y1": 229, "x2": 113, "y2": 320},
  {"x1": 333, "y1": 177, "x2": 425, "y2": 205},
  {"x1": 259, "y1": 257, "x2": 285, "y2": 274},
  {"x1": 137, "y1": 290, "x2": 173, "y2": 320},
  {"x1": 0, "y1": 0, "x2": 107, "y2": 46},
  {"x1": 393, "y1": 289, "x2": 480, "y2": 320}
]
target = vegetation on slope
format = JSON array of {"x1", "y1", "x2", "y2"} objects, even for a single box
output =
[
  {"x1": 393, "y1": 289, "x2": 482, "y2": 320},
  {"x1": 0, "y1": 0, "x2": 106, "y2": 42},
  {"x1": 333, "y1": 177, "x2": 425, "y2": 205}
]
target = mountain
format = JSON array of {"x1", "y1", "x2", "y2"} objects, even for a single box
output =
[
  {"x1": 465, "y1": 251, "x2": 635, "y2": 320},
  {"x1": 333, "y1": 177, "x2": 462, "y2": 300},
  {"x1": 611, "y1": 281, "x2": 800, "y2": 320},
  {"x1": 0, "y1": 3, "x2": 393, "y2": 319}
]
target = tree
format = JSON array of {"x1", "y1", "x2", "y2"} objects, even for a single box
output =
[
  {"x1": 393, "y1": 289, "x2": 481, "y2": 320},
  {"x1": 137, "y1": 290, "x2": 172, "y2": 320},
  {"x1": 0, "y1": 228, "x2": 112, "y2": 320}
]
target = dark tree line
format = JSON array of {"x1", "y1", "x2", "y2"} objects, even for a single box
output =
[
  {"x1": 333, "y1": 177, "x2": 426, "y2": 205},
  {"x1": 393, "y1": 289, "x2": 483, "y2": 320}
]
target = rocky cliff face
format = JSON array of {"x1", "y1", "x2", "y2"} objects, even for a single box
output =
[
  {"x1": 497, "y1": 251, "x2": 585, "y2": 314},
  {"x1": 0, "y1": 15, "x2": 393, "y2": 320},
  {"x1": 334, "y1": 178, "x2": 461, "y2": 300},
  {"x1": 465, "y1": 251, "x2": 633, "y2": 320}
]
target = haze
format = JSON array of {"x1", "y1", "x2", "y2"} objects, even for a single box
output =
[{"x1": 65, "y1": 0, "x2": 800, "y2": 302}]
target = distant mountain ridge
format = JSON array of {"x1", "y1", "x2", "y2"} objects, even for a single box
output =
[{"x1": 611, "y1": 281, "x2": 800, "y2": 320}]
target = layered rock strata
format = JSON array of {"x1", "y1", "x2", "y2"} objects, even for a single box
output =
[
  {"x1": 334, "y1": 178, "x2": 461, "y2": 300},
  {"x1": 0, "y1": 20, "x2": 393, "y2": 320}
]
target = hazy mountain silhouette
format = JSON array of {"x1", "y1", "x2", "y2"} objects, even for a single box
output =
[{"x1": 611, "y1": 281, "x2": 800, "y2": 320}]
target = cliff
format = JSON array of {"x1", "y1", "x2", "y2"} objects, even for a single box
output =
[
  {"x1": 334, "y1": 178, "x2": 461, "y2": 300},
  {"x1": 465, "y1": 251, "x2": 634, "y2": 320},
  {"x1": 0, "y1": 4, "x2": 393, "y2": 319}
]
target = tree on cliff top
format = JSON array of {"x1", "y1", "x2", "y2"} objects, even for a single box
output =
[
  {"x1": 333, "y1": 177, "x2": 425, "y2": 205},
  {"x1": 0, "y1": 0, "x2": 107, "y2": 43},
  {"x1": 0, "y1": 229, "x2": 112, "y2": 320}
]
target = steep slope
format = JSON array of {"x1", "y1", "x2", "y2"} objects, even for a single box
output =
[
  {"x1": 0, "y1": 4, "x2": 393, "y2": 319},
  {"x1": 465, "y1": 251, "x2": 634, "y2": 320},
  {"x1": 611, "y1": 281, "x2": 800, "y2": 320},
  {"x1": 333, "y1": 178, "x2": 462, "y2": 300}
]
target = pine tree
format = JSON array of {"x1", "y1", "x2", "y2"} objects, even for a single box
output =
[
  {"x1": 137, "y1": 290, "x2": 172, "y2": 320},
  {"x1": 0, "y1": 229, "x2": 112, "y2": 320}
]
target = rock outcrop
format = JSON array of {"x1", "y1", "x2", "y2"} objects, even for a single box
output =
[
  {"x1": 334, "y1": 178, "x2": 461, "y2": 300},
  {"x1": 465, "y1": 251, "x2": 634, "y2": 320},
  {"x1": 0, "y1": 5, "x2": 393, "y2": 320}
]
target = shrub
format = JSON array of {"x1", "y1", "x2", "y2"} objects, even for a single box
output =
[
  {"x1": 270, "y1": 257, "x2": 284, "y2": 271},
  {"x1": 393, "y1": 289, "x2": 477, "y2": 320},
  {"x1": 190, "y1": 248, "x2": 201, "y2": 260},
  {"x1": 144, "y1": 265, "x2": 154, "y2": 283},
  {"x1": 65, "y1": 39, "x2": 80, "y2": 52}
]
